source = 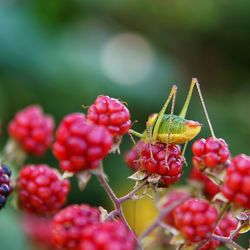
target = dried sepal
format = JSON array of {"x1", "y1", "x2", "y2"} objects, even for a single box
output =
[
  {"x1": 77, "y1": 171, "x2": 92, "y2": 191},
  {"x1": 128, "y1": 170, "x2": 148, "y2": 181}
]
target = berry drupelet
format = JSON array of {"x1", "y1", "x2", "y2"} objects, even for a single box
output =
[
  {"x1": 222, "y1": 154, "x2": 250, "y2": 209},
  {"x1": 141, "y1": 143, "x2": 183, "y2": 186},
  {"x1": 52, "y1": 204, "x2": 100, "y2": 250},
  {"x1": 8, "y1": 105, "x2": 54, "y2": 156},
  {"x1": 87, "y1": 95, "x2": 132, "y2": 137},
  {"x1": 53, "y1": 113, "x2": 113, "y2": 173},
  {"x1": 80, "y1": 221, "x2": 137, "y2": 250},
  {"x1": 18, "y1": 164, "x2": 70, "y2": 215},
  {"x1": 173, "y1": 198, "x2": 218, "y2": 243},
  {"x1": 0, "y1": 163, "x2": 13, "y2": 209},
  {"x1": 192, "y1": 137, "x2": 230, "y2": 169}
]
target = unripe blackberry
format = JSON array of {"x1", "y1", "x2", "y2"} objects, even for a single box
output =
[
  {"x1": 189, "y1": 167, "x2": 220, "y2": 199},
  {"x1": 53, "y1": 113, "x2": 113, "y2": 173},
  {"x1": 80, "y1": 221, "x2": 137, "y2": 250},
  {"x1": 192, "y1": 137, "x2": 230, "y2": 169},
  {"x1": 8, "y1": 105, "x2": 54, "y2": 156},
  {"x1": 124, "y1": 140, "x2": 146, "y2": 172},
  {"x1": 0, "y1": 163, "x2": 13, "y2": 209},
  {"x1": 87, "y1": 95, "x2": 132, "y2": 137},
  {"x1": 18, "y1": 164, "x2": 70, "y2": 215},
  {"x1": 162, "y1": 190, "x2": 190, "y2": 227},
  {"x1": 173, "y1": 198, "x2": 218, "y2": 243},
  {"x1": 52, "y1": 204, "x2": 100, "y2": 250},
  {"x1": 222, "y1": 154, "x2": 250, "y2": 209},
  {"x1": 141, "y1": 143, "x2": 183, "y2": 186}
]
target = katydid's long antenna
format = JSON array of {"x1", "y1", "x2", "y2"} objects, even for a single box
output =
[{"x1": 194, "y1": 78, "x2": 216, "y2": 138}]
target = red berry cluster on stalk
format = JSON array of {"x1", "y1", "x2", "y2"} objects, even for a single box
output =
[
  {"x1": 141, "y1": 143, "x2": 184, "y2": 186},
  {"x1": 192, "y1": 137, "x2": 230, "y2": 169},
  {"x1": 0, "y1": 164, "x2": 13, "y2": 209},
  {"x1": 87, "y1": 95, "x2": 132, "y2": 137},
  {"x1": 8, "y1": 105, "x2": 54, "y2": 156},
  {"x1": 222, "y1": 154, "x2": 250, "y2": 209},
  {"x1": 53, "y1": 113, "x2": 113, "y2": 173},
  {"x1": 18, "y1": 164, "x2": 70, "y2": 215},
  {"x1": 173, "y1": 198, "x2": 218, "y2": 242}
]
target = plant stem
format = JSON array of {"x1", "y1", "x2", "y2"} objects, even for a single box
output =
[
  {"x1": 139, "y1": 196, "x2": 190, "y2": 242},
  {"x1": 212, "y1": 234, "x2": 245, "y2": 250}
]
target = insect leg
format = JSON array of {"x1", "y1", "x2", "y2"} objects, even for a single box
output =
[
  {"x1": 152, "y1": 85, "x2": 178, "y2": 141},
  {"x1": 179, "y1": 78, "x2": 216, "y2": 138}
]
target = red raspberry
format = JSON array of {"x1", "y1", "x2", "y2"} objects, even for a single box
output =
[
  {"x1": 80, "y1": 221, "x2": 136, "y2": 250},
  {"x1": 222, "y1": 154, "x2": 250, "y2": 209},
  {"x1": 87, "y1": 95, "x2": 132, "y2": 137},
  {"x1": 162, "y1": 190, "x2": 190, "y2": 227},
  {"x1": 0, "y1": 163, "x2": 13, "y2": 209},
  {"x1": 124, "y1": 140, "x2": 146, "y2": 172},
  {"x1": 52, "y1": 204, "x2": 101, "y2": 250},
  {"x1": 21, "y1": 213, "x2": 57, "y2": 250},
  {"x1": 53, "y1": 113, "x2": 113, "y2": 173},
  {"x1": 18, "y1": 164, "x2": 70, "y2": 215},
  {"x1": 173, "y1": 198, "x2": 218, "y2": 243},
  {"x1": 199, "y1": 213, "x2": 238, "y2": 250},
  {"x1": 8, "y1": 105, "x2": 54, "y2": 156},
  {"x1": 189, "y1": 167, "x2": 220, "y2": 199},
  {"x1": 192, "y1": 137, "x2": 230, "y2": 169},
  {"x1": 141, "y1": 143, "x2": 183, "y2": 186}
]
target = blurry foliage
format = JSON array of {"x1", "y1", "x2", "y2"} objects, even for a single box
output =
[{"x1": 0, "y1": 0, "x2": 250, "y2": 249}]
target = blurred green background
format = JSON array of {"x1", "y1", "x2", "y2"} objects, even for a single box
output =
[{"x1": 0, "y1": 0, "x2": 249, "y2": 249}]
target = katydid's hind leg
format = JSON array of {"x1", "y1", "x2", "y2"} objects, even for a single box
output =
[{"x1": 152, "y1": 85, "x2": 178, "y2": 142}]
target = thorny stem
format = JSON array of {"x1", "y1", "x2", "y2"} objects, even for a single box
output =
[
  {"x1": 95, "y1": 166, "x2": 147, "y2": 245},
  {"x1": 139, "y1": 196, "x2": 190, "y2": 242}
]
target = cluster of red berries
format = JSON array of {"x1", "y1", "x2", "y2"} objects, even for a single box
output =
[
  {"x1": 192, "y1": 137, "x2": 230, "y2": 169},
  {"x1": 52, "y1": 113, "x2": 113, "y2": 173},
  {"x1": 141, "y1": 143, "x2": 184, "y2": 186},
  {"x1": 8, "y1": 105, "x2": 54, "y2": 156},
  {"x1": 174, "y1": 198, "x2": 218, "y2": 242},
  {"x1": 0, "y1": 164, "x2": 13, "y2": 209},
  {"x1": 52, "y1": 204, "x2": 136, "y2": 250},
  {"x1": 18, "y1": 164, "x2": 70, "y2": 215},
  {"x1": 87, "y1": 95, "x2": 132, "y2": 137},
  {"x1": 189, "y1": 167, "x2": 220, "y2": 199},
  {"x1": 222, "y1": 154, "x2": 250, "y2": 209}
]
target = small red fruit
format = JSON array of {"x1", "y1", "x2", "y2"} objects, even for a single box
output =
[
  {"x1": 222, "y1": 154, "x2": 250, "y2": 209},
  {"x1": 192, "y1": 137, "x2": 230, "y2": 169},
  {"x1": 52, "y1": 204, "x2": 100, "y2": 250},
  {"x1": 124, "y1": 140, "x2": 146, "y2": 172},
  {"x1": 80, "y1": 221, "x2": 137, "y2": 250},
  {"x1": 87, "y1": 95, "x2": 132, "y2": 137},
  {"x1": 53, "y1": 113, "x2": 113, "y2": 173},
  {"x1": 173, "y1": 198, "x2": 218, "y2": 243},
  {"x1": 141, "y1": 143, "x2": 183, "y2": 186},
  {"x1": 8, "y1": 105, "x2": 54, "y2": 156},
  {"x1": 18, "y1": 164, "x2": 70, "y2": 215}
]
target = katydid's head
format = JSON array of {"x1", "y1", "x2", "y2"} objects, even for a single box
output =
[{"x1": 183, "y1": 120, "x2": 202, "y2": 141}]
